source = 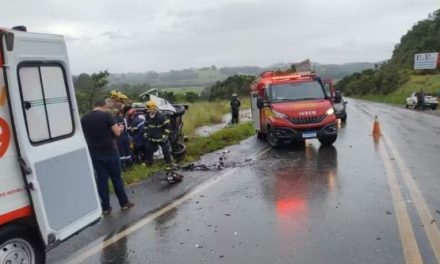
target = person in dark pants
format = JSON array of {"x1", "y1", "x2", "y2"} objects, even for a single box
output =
[
  {"x1": 81, "y1": 99, "x2": 135, "y2": 214},
  {"x1": 416, "y1": 90, "x2": 425, "y2": 110},
  {"x1": 127, "y1": 109, "x2": 146, "y2": 164},
  {"x1": 116, "y1": 106, "x2": 132, "y2": 171},
  {"x1": 230, "y1": 93, "x2": 241, "y2": 125},
  {"x1": 143, "y1": 100, "x2": 173, "y2": 169}
]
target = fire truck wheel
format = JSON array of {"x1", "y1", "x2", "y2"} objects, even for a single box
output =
[
  {"x1": 0, "y1": 224, "x2": 45, "y2": 264},
  {"x1": 256, "y1": 131, "x2": 266, "y2": 140},
  {"x1": 318, "y1": 135, "x2": 337, "y2": 146},
  {"x1": 266, "y1": 129, "x2": 280, "y2": 148}
]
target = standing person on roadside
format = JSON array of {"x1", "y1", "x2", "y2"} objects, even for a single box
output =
[
  {"x1": 417, "y1": 89, "x2": 425, "y2": 110},
  {"x1": 116, "y1": 106, "x2": 133, "y2": 171},
  {"x1": 143, "y1": 100, "x2": 173, "y2": 169},
  {"x1": 81, "y1": 99, "x2": 135, "y2": 214},
  {"x1": 230, "y1": 93, "x2": 241, "y2": 125}
]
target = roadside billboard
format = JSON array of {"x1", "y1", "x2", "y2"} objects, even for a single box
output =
[{"x1": 414, "y1": 52, "x2": 439, "y2": 70}]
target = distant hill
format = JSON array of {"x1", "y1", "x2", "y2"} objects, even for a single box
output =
[
  {"x1": 108, "y1": 62, "x2": 376, "y2": 88},
  {"x1": 336, "y1": 9, "x2": 440, "y2": 96}
]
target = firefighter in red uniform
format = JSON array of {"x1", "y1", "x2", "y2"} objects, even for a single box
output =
[{"x1": 143, "y1": 100, "x2": 173, "y2": 168}]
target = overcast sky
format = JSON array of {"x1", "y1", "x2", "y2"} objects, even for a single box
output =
[{"x1": 2, "y1": 0, "x2": 439, "y2": 74}]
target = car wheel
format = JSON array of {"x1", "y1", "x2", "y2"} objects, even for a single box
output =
[
  {"x1": 318, "y1": 135, "x2": 337, "y2": 146},
  {"x1": 0, "y1": 225, "x2": 45, "y2": 264},
  {"x1": 433, "y1": 105, "x2": 438, "y2": 110},
  {"x1": 266, "y1": 128, "x2": 280, "y2": 148},
  {"x1": 171, "y1": 143, "x2": 186, "y2": 161},
  {"x1": 405, "y1": 104, "x2": 409, "y2": 109}
]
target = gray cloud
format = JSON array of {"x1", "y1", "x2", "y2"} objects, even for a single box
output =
[{"x1": 2, "y1": 0, "x2": 439, "y2": 74}]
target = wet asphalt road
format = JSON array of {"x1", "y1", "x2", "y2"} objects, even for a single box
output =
[{"x1": 49, "y1": 99, "x2": 440, "y2": 264}]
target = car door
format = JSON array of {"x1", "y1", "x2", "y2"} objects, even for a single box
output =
[{"x1": 1, "y1": 29, "x2": 101, "y2": 245}]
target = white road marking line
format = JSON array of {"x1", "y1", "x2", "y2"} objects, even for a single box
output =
[{"x1": 65, "y1": 147, "x2": 270, "y2": 264}]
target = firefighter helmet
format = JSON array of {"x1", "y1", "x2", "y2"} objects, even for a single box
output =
[{"x1": 146, "y1": 100, "x2": 157, "y2": 109}]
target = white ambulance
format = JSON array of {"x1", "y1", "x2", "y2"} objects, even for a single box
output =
[{"x1": 0, "y1": 26, "x2": 101, "y2": 263}]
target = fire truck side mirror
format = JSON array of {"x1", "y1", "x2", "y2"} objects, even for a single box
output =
[
  {"x1": 256, "y1": 97, "x2": 264, "y2": 109},
  {"x1": 334, "y1": 91, "x2": 342, "y2": 104}
]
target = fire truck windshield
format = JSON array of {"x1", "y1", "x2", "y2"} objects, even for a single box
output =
[{"x1": 269, "y1": 81, "x2": 325, "y2": 102}]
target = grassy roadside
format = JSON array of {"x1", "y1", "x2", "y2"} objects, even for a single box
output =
[
  {"x1": 184, "y1": 122, "x2": 255, "y2": 161},
  {"x1": 355, "y1": 74, "x2": 440, "y2": 106},
  {"x1": 122, "y1": 122, "x2": 255, "y2": 185},
  {"x1": 182, "y1": 97, "x2": 251, "y2": 136},
  {"x1": 121, "y1": 95, "x2": 255, "y2": 186}
]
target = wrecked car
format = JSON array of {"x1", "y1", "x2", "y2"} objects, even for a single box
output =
[{"x1": 132, "y1": 89, "x2": 188, "y2": 161}]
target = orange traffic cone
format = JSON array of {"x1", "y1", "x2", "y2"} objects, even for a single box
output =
[{"x1": 372, "y1": 115, "x2": 381, "y2": 136}]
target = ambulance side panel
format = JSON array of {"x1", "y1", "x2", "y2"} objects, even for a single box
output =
[
  {"x1": 1, "y1": 30, "x2": 101, "y2": 245},
  {"x1": 0, "y1": 64, "x2": 31, "y2": 226}
]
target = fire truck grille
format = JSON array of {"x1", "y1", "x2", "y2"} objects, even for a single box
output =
[{"x1": 289, "y1": 115, "x2": 326, "y2": 124}]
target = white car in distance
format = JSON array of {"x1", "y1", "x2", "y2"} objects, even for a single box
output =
[{"x1": 405, "y1": 92, "x2": 438, "y2": 110}]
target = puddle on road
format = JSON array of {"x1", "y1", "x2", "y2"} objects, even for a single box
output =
[{"x1": 195, "y1": 109, "x2": 252, "y2": 137}]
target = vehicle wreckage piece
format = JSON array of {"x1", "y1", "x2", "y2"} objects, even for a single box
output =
[{"x1": 165, "y1": 168, "x2": 184, "y2": 184}]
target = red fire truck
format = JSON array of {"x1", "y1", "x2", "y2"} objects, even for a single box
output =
[{"x1": 250, "y1": 71, "x2": 341, "y2": 147}]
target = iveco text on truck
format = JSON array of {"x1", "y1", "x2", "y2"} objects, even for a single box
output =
[
  {"x1": 0, "y1": 26, "x2": 101, "y2": 264},
  {"x1": 250, "y1": 71, "x2": 341, "y2": 147}
]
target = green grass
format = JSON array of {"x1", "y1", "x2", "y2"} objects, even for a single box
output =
[
  {"x1": 184, "y1": 122, "x2": 256, "y2": 161},
  {"x1": 239, "y1": 96, "x2": 252, "y2": 109},
  {"x1": 357, "y1": 74, "x2": 440, "y2": 105},
  {"x1": 182, "y1": 98, "x2": 252, "y2": 136},
  {"x1": 159, "y1": 86, "x2": 205, "y2": 94},
  {"x1": 182, "y1": 101, "x2": 229, "y2": 135},
  {"x1": 122, "y1": 163, "x2": 163, "y2": 186}
]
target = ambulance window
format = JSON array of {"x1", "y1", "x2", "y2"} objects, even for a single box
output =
[{"x1": 18, "y1": 64, "x2": 74, "y2": 144}]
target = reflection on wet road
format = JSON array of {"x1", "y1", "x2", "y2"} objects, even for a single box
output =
[{"x1": 64, "y1": 99, "x2": 440, "y2": 264}]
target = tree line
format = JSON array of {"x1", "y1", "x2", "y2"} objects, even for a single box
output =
[{"x1": 74, "y1": 71, "x2": 255, "y2": 115}]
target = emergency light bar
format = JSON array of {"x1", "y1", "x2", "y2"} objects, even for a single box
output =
[
  {"x1": 258, "y1": 71, "x2": 316, "y2": 80},
  {"x1": 270, "y1": 72, "x2": 316, "y2": 81}
]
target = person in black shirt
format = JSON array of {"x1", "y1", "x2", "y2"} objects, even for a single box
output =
[{"x1": 81, "y1": 99, "x2": 134, "y2": 214}]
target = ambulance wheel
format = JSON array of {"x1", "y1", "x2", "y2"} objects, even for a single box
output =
[
  {"x1": 0, "y1": 224, "x2": 45, "y2": 264},
  {"x1": 266, "y1": 128, "x2": 280, "y2": 148},
  {"x1": 318, "y1": 135, "x2": 337, "y2": 146}
]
